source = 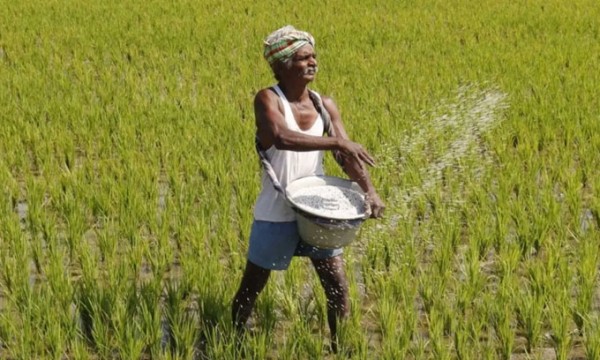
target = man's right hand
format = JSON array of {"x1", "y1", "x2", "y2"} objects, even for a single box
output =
[{"x1": 337, "y1": 138, "x2": 376, "y2": 167}]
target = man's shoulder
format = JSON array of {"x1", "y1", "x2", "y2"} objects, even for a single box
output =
[
  {"x1": 318, "y1": 94, "x2": 335, "y2": 108},
  {"x1": 255, "y1": 86, "x2": 279, "y2": 100},
  {"x1": 307, "y1": 88, "x2": 332, "y2": 101},
  {"x1": 315, "y1": 94, "x2": 339, "y2": 118},
  {"x1": 254, "y1": 87, "x2": 276, "y2": 103},
  {"x1": 254, "y1": 87, "x2": 283, "y2": 113}
]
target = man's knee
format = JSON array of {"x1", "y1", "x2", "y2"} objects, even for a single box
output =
[
  {"x1": 312, "y1": 257, "x2": 349, "y2": 300},
  {"x1": 234, "y1": 261, "x2": 271, "y2": 303},
  {"x1": 313, "y1": 256, "x2": 347, "y2": 280}
]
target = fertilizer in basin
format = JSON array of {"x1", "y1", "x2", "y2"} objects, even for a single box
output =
[{"x1": 290, "y1": 185, "x2": 366, "y2": 219}]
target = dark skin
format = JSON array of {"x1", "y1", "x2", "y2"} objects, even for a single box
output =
[{"x1": 231, "y1": 44, "x2": 385, "y2": 352}]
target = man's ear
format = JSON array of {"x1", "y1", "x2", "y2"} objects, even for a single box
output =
[
  {"x1": 271, "y1": 62, "x2": 284, "y2": 81},
  {"x1": 271, "y1": 62, "x2": 282, "y2": 74}
]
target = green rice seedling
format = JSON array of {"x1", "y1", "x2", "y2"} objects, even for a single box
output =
[
  {"x1": 525, "y1": 258, "x2": 551, "y2": 299},
  {"x1": 454, "y1": 258, "x2": 491, "y2": 358},
  {"x1": 512, "y1": 203, "x2": 547, "y2": 258},
  {"x1": 76, "y1": 254, "x2": 130, "y2": 356},
  {"x1": 84, "y1": 293, "x2": 116, "y2": 358},
  {"x1": 344, "y1": 271, "x2": 371, "y2": 358},
  {"x1": 427, "y1": 306, "x2": 452, "y2": 360},
  {"x1": 68, "y1": 338, "x2": 93, "y2": 360},
  {"x1": 547, "y1": 297, "x2": 573, "y2": 360},
  {"x1": 46, "y1": 246, "x2": 76, "y2": 326},
  {"x1": 163, "y1": 280, "x2": 198, "y2": 359},
  {"x1": 276, "y1": 267, "x2": 306, "y2": 321},
  {"x1": 0, "y1": 311, "x2": 13, "y2": 354},
  {"x1": 543, "y1": 244, "x2": 575, "y2": 360},
  {"x1": 242, "y1": 330, "x2": 270, "y2": 360},
  {"x1": 583, "y1": 315, "x2": 600, "y2": 360},
  {"x1": 453, "y1": 304, "x2": 491, "y2": 360},
  {"x1": 376, "y1": 296, "x2": 399, "y2": 340},
  {"x1": 37, "y1": 293, "x2": 68, "y2": 359},
  {"x1": 418, "y1": 280, "x2": 437, "y2": 322},
  {"x1": 562, "y1": 172, "x2": 584, "y2": 233},
  {"x1": 95, "y1": 219, "x2": 119, "y2": 265},
  {"x1": 409, "y1": 334, "x2": 429, "y2": 360},
  {"x1": 24, "y1": 177, "x2": 45, "y2": 272},
  {"x1": 136, "y1": 280, "x2": 164, "y2": 358},
  {"x1": 470, "y1": 302, "x2": 492, "y2": 357},
  {"x1": 29, "y1": 233, "x2": 44, "y2": 277},
  {"x1": 148, "y1": 217, "x2": 175, "y2": 273},
  {"x1": 279, "y1": 319, "x2": 326, "y2": 359},
  {"x1": 573, "y1": 234, "x2": 599, "y2": 333},
  {"x1": 419, "y1": 268, "x2": 448, "y2": 317},
  {"x1": 497, "y1": 242, "x2": 521, "y2": 289},
  {"x1": 61, "y1": 188, "x2": 87, "y2": 261},
  {"x1": 382, "y1": 338, "x2": 410, "y2": 360},
  {"x1": 398, "y1": 305, "x2": 418, "y2": 357},
  {"x1": 473, "y1": 217, "x2": 495, "y2": 261},
  {"x1": 515, "y1": 288, "x2": 545, "y2": 354},
  {"x1": 12, "y1": 313, "x2": 35, "y2": 359},
  {"x1": 453, "y1": 319, "x2": 477, "y2": 360},
  {"x1": 195, "y1": 326, "x2": 233, "y2": 360},
  {"x1": 2, "y1": 228, "x2": 32, "y2": 316},
  {"x1": 430, "y1": 216, "x2": 461, "y2": 277},
  {"x1": 456, "y1": 243, "x2": 485, "y2": 315},
  {"x1": 38, "y1": 205, "x2": 60, "y2": 254},
  {"x1": 488, "y1": 287, "x2": 516, "y2": 360},
  {"x1": 334, "y1": 318, "x2": 369, "y2": 360},
  {"x1": 113, "y1": 298, "x2": 146, "y2": 360}
]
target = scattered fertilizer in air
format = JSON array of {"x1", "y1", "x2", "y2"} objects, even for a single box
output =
[{"x1": 370, "y1": 84, "x2": 509, "y2": 231}]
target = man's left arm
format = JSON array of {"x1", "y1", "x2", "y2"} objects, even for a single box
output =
[{"x1": 322, "y1": 96, "x2": 385, "y2": 218}]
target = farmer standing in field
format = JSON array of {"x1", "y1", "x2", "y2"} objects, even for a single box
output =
[{"x1": 231, "y1": 25, "x2": 385, "y2": 352}]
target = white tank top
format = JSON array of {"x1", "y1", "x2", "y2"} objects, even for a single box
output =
[{"x1": 253, "y1": 85, "x2": 325, "y2": 221}]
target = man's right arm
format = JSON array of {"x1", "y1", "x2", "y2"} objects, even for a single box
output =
[
  {"x1": 254, "y1": 89, "x2": 341, "y2": 151},
  {"x1": 255, "y1": 90, "x2": 373, "y2": 164}
]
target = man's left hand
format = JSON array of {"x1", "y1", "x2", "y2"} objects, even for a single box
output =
[{"x1": 365, "y1": 192, "x2": 385, "y2": 219}]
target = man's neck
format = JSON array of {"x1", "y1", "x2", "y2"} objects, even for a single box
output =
[{"x1": 277, "y1": 81, "x2": 310, "y2": 103}]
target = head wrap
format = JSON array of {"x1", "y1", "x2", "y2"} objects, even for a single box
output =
[{"x1": 263, "y1": 25, "x2": 315, "y2": 66}]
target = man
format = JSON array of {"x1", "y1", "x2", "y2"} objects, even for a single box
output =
[{"x1": 231, "y1": 25, "x2": 385, "y2": 352}]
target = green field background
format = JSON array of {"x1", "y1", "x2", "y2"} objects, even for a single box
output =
[{"x1": 1, "y1": 0, "x2": 599, "y2": 358}]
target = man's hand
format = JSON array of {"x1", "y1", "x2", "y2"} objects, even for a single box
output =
[
  {"x1": 338, "y1": 139, "x2": 376, "y2": 167},
  {"x1": 365, "y1": 191, "x2": 385, "y2": 219}
]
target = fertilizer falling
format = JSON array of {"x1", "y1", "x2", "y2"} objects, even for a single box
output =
[{"x1": 369, "y1": 85, "x2": 509, "y2": 232}]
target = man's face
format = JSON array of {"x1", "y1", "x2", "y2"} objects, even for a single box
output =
[{"x1": 279, "y1": 44, "x2": 318, "y2": 82}]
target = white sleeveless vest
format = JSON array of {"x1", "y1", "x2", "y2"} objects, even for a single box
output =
[{"x1": 253, "y1": 85, "x2": 325, "y2": 222}]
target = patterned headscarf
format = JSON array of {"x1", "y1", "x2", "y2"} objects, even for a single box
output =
[{"x1": 263, "y1": 25, "x2": 315, "y2": 66}]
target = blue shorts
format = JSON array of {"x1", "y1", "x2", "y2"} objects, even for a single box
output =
[{"x1": 247, "y1": 220, "x2": 343, "y2": 270}]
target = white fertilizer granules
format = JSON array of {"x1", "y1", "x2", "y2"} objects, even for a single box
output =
[{"x1": 291, "y1": 186, "x2": 365, "y2": 218}]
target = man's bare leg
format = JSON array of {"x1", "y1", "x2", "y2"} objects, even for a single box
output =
[
  {"x1": 231, "y1": 261, "x2": 271, "y2": 332},
  {"x1": 311, "y1": 255, "x2": 350, "y2": 353}
]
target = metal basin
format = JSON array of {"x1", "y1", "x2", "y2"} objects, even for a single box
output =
[{"x1": 286, "y1": 176, "x2": 366, "y2": 249}]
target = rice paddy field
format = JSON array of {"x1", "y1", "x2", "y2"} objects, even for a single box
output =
[{"x1": 1, "y1": 0, "x2": 600, "y2": 358}]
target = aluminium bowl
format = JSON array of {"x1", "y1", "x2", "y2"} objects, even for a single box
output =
[{"x1": 286, "y1": 176, "x2": 367, "y2": 249}]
